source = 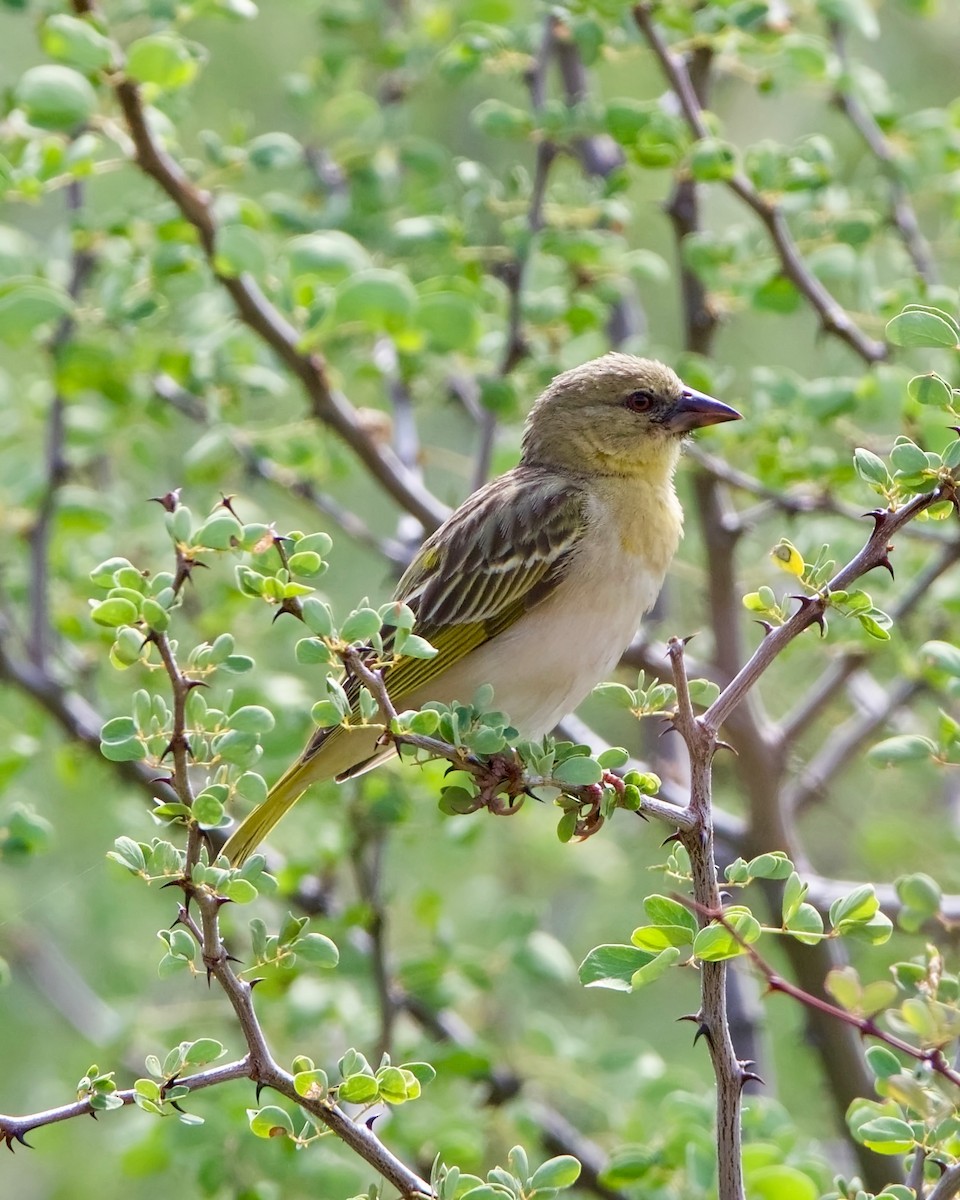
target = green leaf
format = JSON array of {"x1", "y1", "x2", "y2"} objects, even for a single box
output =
[
  {"x1": 857, "y1": 1116, "x2": 916, "y2": 1154},
  {"x1": 784, "y1": 903, "x2": 824, "y2": 945},
  {"x1": 689, "y1": 137, "x2": 738, "y2": 181},
  {"x1": 895, "y1": 872, "x2": 941, "y2": 915},
  {"x1": 229, "y1": 706, "x2": 275, "y2": 734},
  {"x1": 247, "y1": 1105, "x2": 295, "y2": 1139},
  {"x1": 294, "y1": 932, "x2": 339, "y2": 967},
  {"x1": 183, "y1": 1038, "x2": 226, "y2": 1066},
  {"x1": 853, "y1": 447, "x2": 890, "y2": 488},
  {"x1": 529, "y1": 1156, "x2": 582, "y2": 1191},
  {"x1": 416, "y1": 291, "x2": 479, "y2": 352},
  {"x1": 578, "y1": 944, "x2": 652, "y2": 991},
  {"x1": 908, "y1": 372, "x2": 953, "y2": 407},
  {"x1": 920, "y1": 640, "x2": 960, "y2": 677},
  {"x1": 247, "y1": 131, "x2": 302, "y2": 170},
  {"x1": 215, "y1": 225, "x2": 268, "y2": 278},
  {"x1": 747, "y1": 852, "x2": 794, "y2": 880},
  {"x1": 865, "y1": 1046, "x2": 903, "y2": 1080},
  {"x1": 108, "y1": 835, "x2": 146, "y2": 873},
  {"x1": 642, "y1": 894, "x2": 698, "y2": 935},
  {"x1": 301, "y1": 598, "x2": 334, "y2": 637},
  {"x1": 41, "y1": 14, "x2": 114, "y2": 72},
  {"x1": 630, "y1": 945, "x2": 682, "y2": 988},
  {"x1": 195, "y1": 513, "x2": 243, "y2": 550},
  {"x1": 631, "y1": 924, "x2": 693, "y2": 951},
  {"x1": 747, "y1": 1165, "x2": 817, "y2": 1200},
  {"x1": 829, "y1": 884, "x2": 878, "y2": 926},
  {"x1": 592, "y1": 682, "x2": 636, "y2": 708},
  {"x1": 868, "y1": 735, "x2": 936, "y2": 766},
  {"x1": 338, "y1": 1073, "x2": 380, "y2": 1104},
  {"x1": 889, "y1": 439, "x2": 929, "y2": 475},
  {"x1": 0, "y1": 278, "x2": 74, "y2": 342},
  {"x1": 340, "y1": 607, "x2": 382, "y2": 642},
  {"x1": 334, "y1": 269, "x2": 417, "y2": 329},
  {"x1": 126, "y1": 34, "x2": 199, "y2": 91},
  {"x1": 886, "y1": 309, "x2": 959, "y2": 349},
  {"x1": 15, "y1": 64, "x2": 97, "y2": 131},
  {"x1": 553, "y1": 756, "x2": 603, "y2": 787},
  {"x1": 399, "y1": 634, "x2": 437, "y2": 660},
  {"x1": 296, "y1": 637, "x2": 331, "y2": 665},
  {"x1": 287, "y1": 231, "x2": 370, "y2": 282},
  {"x1": 692, "y1": 925, "x2": 744, "y2": 962}
]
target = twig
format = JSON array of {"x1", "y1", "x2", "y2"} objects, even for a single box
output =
[
  {"x1": 71, "y1": 0, "x2": 445, "y2": 531},
  {"x1": 830, "y1": 24, "x2": 937, "y2": 284},
  {"x1": 152, "y1": 374, "x2": 412, "y2": 568},
  {"x1": 347, "y1": 804, "x2": 398, "y2": 1061},
  {"x1": 666, "y1": 637, "x2": 746, "y2": 1200},
  {"x1": 702, "y1": 489, "x2": 949, "y2": 734},
  {"x1": 780, "y1": 534, "x2": 960, "y2": 746},
  {"x1": 697, "y1": 901, "x2": 960, "y2": 1091},
  {"x1": 473, "y1": 18, "x2": 559, "y2": 490},
  {"x1": 632, "y1": 4, "x2": 887, "y2": 364},
  {"x1": 0, "y1": 1058, "x2": 253, "y2": 1149},
  {"x1": 0, "y1": 616, "x2": 180, "y2": 808},
  {"x1": 784, "y1": 675, "x2": 921, "y2": 815},
  {"x1": 27, "y1": 180, "x2": 96, "y2": 667}
]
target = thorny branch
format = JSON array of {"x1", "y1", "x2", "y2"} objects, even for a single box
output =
[{"x1": 697, "y1": 901, "x2": 960, "y2": 1091}]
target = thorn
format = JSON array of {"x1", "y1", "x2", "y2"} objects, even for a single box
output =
[
  {"x1": 206, "y1": 967, "x2": 214, "y2": 986},
  {"x1": 676, "y1": 1012, "x2": 701, "y2": 1024},
  {"x1": 791, "y1": 595, "x2": 826, "y2": 635},
  {"x1": 712, "y1": 739, "x2": 737, "y2": 757},
  {"x1": 660, "y1": 832, "x2": 683, "y2": 847},
  {"x1": 682, "y1": 633, "x2": 698, "y2": 646},
  {"x1": 149, "y1": 489, "x2": 182, "y2": 512},
  {"x1": 693, "y1": 1022, "x2": 712, "y2": 1047},
  {"x1": 740, "y1": 1070, "x2": 765, "y2": 1089},
  {"x1": 224, "y1": 953, "x2": 244, "y2": 965},
  {"x1": 219, "y1": 494, "x2": 240, "y2": 518},
  {"x1": 875, "y1": 553, "x2": 895, "y2": 580},
  {"x1": 364, "y1": 1114, "x2": 379, "y2": 1130},
  {"x1": 183, "y1": 678, "x2": 209, "y2": 692},
  {"x1": 255, "y1": 1082, "x2": 265, "y2": 1104},
  {"x1": 170, "y1": 1101, "x2": 187, "y2": 1114},
  {"x1": 215, "y1": 895, "x2": 233, "y2": 908},
  {"x1": 248, "y1": 977, "x2": 266, "y2": 989},
  {"x1": 160, "y1": 879, "x2": 182, "y2": 890},
  {"x1": 862, "y1": 508, "x2": 888, "y2": 534},
  {"x1": 754, "y1": 620, "x2": 774, "y2": 636}
]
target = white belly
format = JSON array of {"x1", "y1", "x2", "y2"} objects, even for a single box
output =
[{"x1": 404, "y1": 483, "x2": 680, "y2": 737}]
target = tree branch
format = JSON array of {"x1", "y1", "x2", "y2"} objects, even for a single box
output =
[{"x1": 632, "y1": 3, "x2": 887, "y2": 364}]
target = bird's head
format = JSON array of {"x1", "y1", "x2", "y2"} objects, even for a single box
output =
[{"x1": 520, "y1": 353, "x2": 741, "y2": 477}]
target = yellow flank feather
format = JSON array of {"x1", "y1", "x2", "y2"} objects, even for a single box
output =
[{"x1": 221, "y1": 353, "x2": 741, "y2": 866}]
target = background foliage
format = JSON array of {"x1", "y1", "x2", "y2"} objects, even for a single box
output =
[{"x1": 2, "y1": 1, "x2": 960, "y2": 1198}]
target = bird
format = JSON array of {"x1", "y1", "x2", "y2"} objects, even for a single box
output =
[{"x1": 223, "y1": 354, "x2": 741, "y2": 865}]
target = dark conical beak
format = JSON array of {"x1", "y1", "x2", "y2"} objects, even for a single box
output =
[{"x1": 666, "y1": 387, "x2": 742, "y2": 434}]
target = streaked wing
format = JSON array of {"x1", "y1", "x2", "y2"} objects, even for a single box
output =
[
  {"x1": 377, "y1": 467, "x2": 587, "y2": 702},
  {"x1": 298, "y1": 467, "x2": 587, "y2": 769}
]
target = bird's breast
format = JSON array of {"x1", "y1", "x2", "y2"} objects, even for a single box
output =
[{"x1": 407, "y1": 477, "x2": 683, "y2": 738}]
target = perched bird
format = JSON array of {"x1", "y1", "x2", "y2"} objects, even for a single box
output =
[{"x1": 224, "y1": 354, "x2": 741, "y2": 864}]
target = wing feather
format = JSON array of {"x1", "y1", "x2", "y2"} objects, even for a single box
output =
[{"x1": 299, "y1": 467, "x2": 587, "y2": 767}]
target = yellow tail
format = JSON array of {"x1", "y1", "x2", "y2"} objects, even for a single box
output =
[{"x1": 221, "y1": 722, "x2": 387, "y2": 866}]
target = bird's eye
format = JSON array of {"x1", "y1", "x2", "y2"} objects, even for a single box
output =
[{"x1": 624, "y1": 389, "x2": 655, "y2": 413}]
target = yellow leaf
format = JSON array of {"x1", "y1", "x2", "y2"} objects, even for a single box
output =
[{"x1": 770, "y1": 538, "x2": 805, "y2": 577}]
